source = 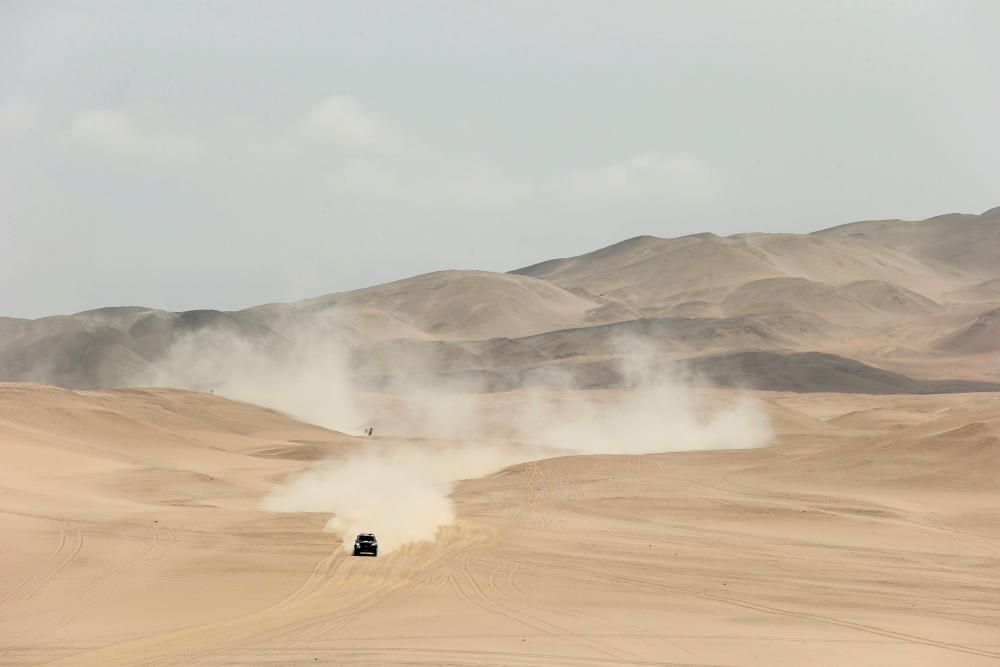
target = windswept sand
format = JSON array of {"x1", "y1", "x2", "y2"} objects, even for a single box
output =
[{"x1": 1, "y1": 383, "x2": 999, "y2": 665}]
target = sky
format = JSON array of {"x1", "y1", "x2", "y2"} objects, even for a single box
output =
[{"x1": 1, "y1": 1, "x2": 998, "y2": 318}]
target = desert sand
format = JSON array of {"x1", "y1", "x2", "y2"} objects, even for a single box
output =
[
  {"x1": 1, "y1": 382, "x2": 998, "y2": 666},
  {"x1": 2, "y1": 206, "x2": 999, "y2": 665}
]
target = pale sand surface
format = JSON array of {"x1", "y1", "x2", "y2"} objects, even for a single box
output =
[{"x1": 1, "y1": 383, "x2": 999, "y2": 666}]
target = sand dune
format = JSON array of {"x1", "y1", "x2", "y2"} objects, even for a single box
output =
[{"x1": 1, "y1": 384, "x2": 998, "y2": 665}]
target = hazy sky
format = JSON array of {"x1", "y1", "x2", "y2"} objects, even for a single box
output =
[{"x1": 2, "y1": 1, "x2": 998, "y2": 318}]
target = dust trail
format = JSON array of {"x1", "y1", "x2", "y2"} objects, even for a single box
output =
[
  {"x1": 134, "y1": 313, "x2": 365, "y2": 433},
  {"x1": 262, "y1": 382, "x2": 769, "y2": 554},
  {"x1": 139, "y1": 326, "x2": 772, "y2": 553},
  {"x1": 260, "y1": 441, "x2": 541, "y2": 553}
]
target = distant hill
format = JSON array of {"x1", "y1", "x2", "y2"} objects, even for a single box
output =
[
  {"x1": 354, "y1": 350, "x2": 1000, "y2": 395},
  {"x1": 814, "y1": 209, "x2": 1000, "y2": 281},
  {"x1": 945, "y1": 277, "x2": 1000, "y2": 303},
  {"x1": 933, "y1": 307, "x2": 1000, "y2": 355},
  {"x1": 2, "y1": 205, "x2": 998, "y2": 393},
  {"x1": 684, "y1": 351, "x2": 1000, "y2": 394},
  {"x1": 244, "y1": 270, "x2": 620, "y2": 341}
]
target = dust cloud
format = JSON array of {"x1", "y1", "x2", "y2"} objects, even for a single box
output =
[
  {"x1": 139, "y1": 326, "x2": 772, "y2": 553},
  {"x1": 135, "y1": 315, "x2": 365, "y2": 432}
]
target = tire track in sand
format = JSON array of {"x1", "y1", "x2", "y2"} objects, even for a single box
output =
[
  {"x1": 0, "y1": 520, "x2": 83, "y2": 621},
  {"x1": 0, "y1": 525, "x2": 176, "y2": 659},
  {"x1": 521, "y1": 556, "x2": 1000, "y2": 661},
  {"x1": 498, "y1": 556, "x2": 700, "y2": 661},
  {"x1": 0, "y1": 518, "x2": 68, "y2": 612},
  {"x1": 43, "y1": 526, "x2": 174, "y2": 638},
  {"x1": 447, "y1": 550, "x2": 633, "y2": 663}
]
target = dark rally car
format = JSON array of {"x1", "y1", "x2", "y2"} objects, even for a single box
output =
[{"x1": 353, "y1": 532, "x2": 378, "y2": 557}]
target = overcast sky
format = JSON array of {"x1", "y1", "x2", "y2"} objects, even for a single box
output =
[{"x1": 1, "y1": 1, "x2": 998, "y2": 318}]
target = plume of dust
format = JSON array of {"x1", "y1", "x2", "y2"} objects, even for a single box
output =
[
  {"x1": 260, "y1": 442, "x2": 537, "y2": 553},
  {"x1": 133, "y1": 313, "x2": 365, "y2": 433},
  {"x1": 137, "y1": 323, "x2": 771, "y2": 554}
]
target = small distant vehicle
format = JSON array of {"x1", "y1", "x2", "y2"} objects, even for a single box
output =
[{"x1": 353, "y1": 533, "x2": 378, "y2": 557}]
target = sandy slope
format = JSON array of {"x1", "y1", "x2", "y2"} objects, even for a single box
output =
[{"x1": 1, "y1": 383, "x2": 998, "y2": 666}]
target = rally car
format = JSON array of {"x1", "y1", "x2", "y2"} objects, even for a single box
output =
[{"x1": 352, "y1": 533, "x2": 378, "y2": 557}]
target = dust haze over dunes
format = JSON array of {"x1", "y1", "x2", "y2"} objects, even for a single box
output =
[
  {"x1": 2, "y1": 205, "x2": 1000, "y2": 665},
  {"x1": 2, "y1": 206, "x2": 1000, "y2": 393}
]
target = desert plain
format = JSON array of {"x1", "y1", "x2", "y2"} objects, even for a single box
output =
[{"x1": 1, "y1": 208, "x2": 999, "y2": 665}]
